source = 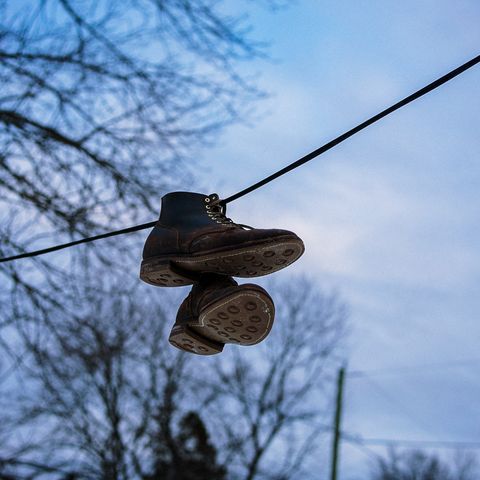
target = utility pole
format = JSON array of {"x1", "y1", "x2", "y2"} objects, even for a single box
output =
[{"x1": 330, "y1": 366, "x2": 346, "y2": 480}]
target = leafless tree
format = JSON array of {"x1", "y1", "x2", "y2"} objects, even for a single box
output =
[
  {"x1": 0, "y1": 0, "x2": 267, "y2": 240},
  {"x1": 1, "y1": 273, "x2": 225, "y2": 479},
  {"x1": 371, "y1": 448, "x2": 479, "y2": 480},
  {"x1": 0, "y1": 0, "x2": 280, "y2": 408},
  {"x1": 0, "y1": 275, "x2": 347, "y2": 479},
  {"x1": 0, "y1": 3, "x2": 341, "y2": 479},
  {"x1": 0, "y1": 0, "x2": 274, "y2": 301},
  {"x1": 206, "y1": 277, "x2": 348, "y2": 480}
]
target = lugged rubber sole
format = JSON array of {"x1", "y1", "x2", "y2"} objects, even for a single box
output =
[
  {"x1": 140, "y1": 237, "x2": 304, "y2": 287},
  {"x1": 169, "y1": 289, "x2": 275, "y2": 356}
]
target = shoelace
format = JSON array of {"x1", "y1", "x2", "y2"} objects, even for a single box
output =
[{"x1": 205, "y1": 194, "x2": 252, "y2": 229}]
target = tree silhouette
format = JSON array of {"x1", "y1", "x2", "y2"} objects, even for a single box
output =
[
  {"x1": 148, "y1": 411, "x2": 226, "y2": 480},
  {"x1": 371, "y1": 449, "x2": 479, "y2": 480},
  {"x1": 0, "y1": 0, "x2": 274, "y2": 392},
  {"x1": 0, "y1": 275, "x2": 346, "y2": 479},
  {"x1": 0, "y1": 3, "x2": 345, "y2": 480},
  {"x1": 0, "y1": 0, "x2": 266, "y2": 240}
]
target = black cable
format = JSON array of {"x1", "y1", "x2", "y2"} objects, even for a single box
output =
[
  {"x1": 0, "y1": 221, "x2": 156, "y2": 263},
  {"x1": 221, "y1": 53, "x2": 480, "y2": 205},
  {"x1": 1, "y1": 54, "x2": 479, "y2": 263}
]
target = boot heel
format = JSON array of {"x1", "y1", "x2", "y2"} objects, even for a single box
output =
[
  {"x1": 196, "y1": 290, "x2": 274, "y2": 346},
  {"x1": 140, "y1": 258, "x2": 196, "y2": 287},
  {"x1": 169, "y1": 325, "x2": 224, "y2": 355}
]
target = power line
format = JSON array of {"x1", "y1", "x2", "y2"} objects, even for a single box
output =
[
  {"x1": 356, "y1": 376, "x2": 441, "y2": 437},
  {"x1": 1, "y1": 53, "x2": 479, "y2": 264},
  {"x1": 348, "y1": 358, "x2": 480, "y2": 378},
  {"x1": 347, "y1": 436, "x2": 480, "y2": 450},
  {"x1": 345, "y1": 439, "x2": 383, "y2": 462}
]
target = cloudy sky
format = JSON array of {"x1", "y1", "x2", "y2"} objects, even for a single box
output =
[{"x1": 197, "y1": 1, "x2": 480, "y2": 477}]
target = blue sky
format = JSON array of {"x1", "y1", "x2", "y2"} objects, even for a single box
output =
[
  {"x1": 2, "y1": 1, "x2": 479, "y2": 477},
  {"x1": 197, "y1": 1, "x2": 480, "y2": 477}
]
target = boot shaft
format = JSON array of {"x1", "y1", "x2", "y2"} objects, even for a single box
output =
[{"x1": 159, "y1": 191, "x2": 217, "y2": 229}]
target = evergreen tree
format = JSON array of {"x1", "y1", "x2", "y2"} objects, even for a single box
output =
[{"x1": 147, "y1": 411, "x2": 226, "y2": 480}]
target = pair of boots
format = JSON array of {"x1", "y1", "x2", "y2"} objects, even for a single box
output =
[{"x1": 140, "y1": 192, "x2": 304, "y2": 355}]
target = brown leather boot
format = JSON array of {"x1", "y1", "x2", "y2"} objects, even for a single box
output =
[
  {"x1": 140, "y1": 192, "x2": 304, "y2": 287},
  {"x1": 169, "y1": 274, "x2": 275, "y2": 355}
]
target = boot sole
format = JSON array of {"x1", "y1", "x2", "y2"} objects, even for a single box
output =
[
  {"x1": 169, "y1": 289, "x2": 274, "y2": 355},
  {"x1": 140, "y1": 237, "x2": 304, "y2": 287}
]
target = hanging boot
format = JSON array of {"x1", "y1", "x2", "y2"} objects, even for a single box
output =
[
  {"x1": 169, "y1": 274, "x2": 275, "y2": 355},
  {"x1": 140, "y1": 191, "x2": 304, "y2": 287}
]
